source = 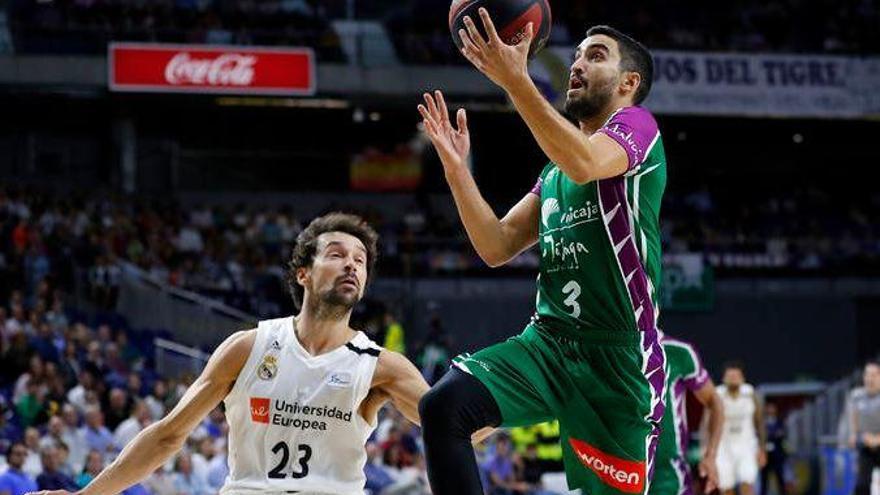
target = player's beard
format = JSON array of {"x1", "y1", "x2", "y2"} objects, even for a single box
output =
[
  {"x1": 309, "y1": 278, "x2": 361, "y2": 320},
  {"x1": 563, "y1": 74, "x2": 617, "y2": 121}
]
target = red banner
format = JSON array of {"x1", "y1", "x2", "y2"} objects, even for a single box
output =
[{"x1": 109, "y1": 43, "x2": 315, "y2": 95}]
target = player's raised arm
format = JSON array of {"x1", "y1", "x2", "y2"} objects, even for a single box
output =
[
  {"x1": 419, "y1": 90, "x2": 539, "y2": 267},
  {"x1": 29, "y1": 330, "x2": 254, "y2": 495}
]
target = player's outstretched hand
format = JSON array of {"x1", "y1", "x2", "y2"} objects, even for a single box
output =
[
  {"x1": 418, "y1": 90, "x2": 470, "y2": 174},
  {"x1": 458, "y1": 7, "x2": 533, "y2": 89},
  {"x1": 698, "y1": 456, "x2": 719, "y2": 493}
]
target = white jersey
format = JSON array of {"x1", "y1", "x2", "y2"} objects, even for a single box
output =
[
  {"x1": 718, "y1": 383, "x2": 758, "y2": 447},
  {"x1": 220, "y1": 316, "x2": 381, "y2": 495}
]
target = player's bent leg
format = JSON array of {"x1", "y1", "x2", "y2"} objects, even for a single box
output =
[
  {"x1": 552, "y1": 331, "x2": 665, "y2": 495},
  {"x1": 736, "y1": 448, "x2": 759, "y2": 495},
  {"x1": 421, "y1": 330, "x2": 555, "y2": 495},
  {"x1": 854, "y1": 448, "x2": 876, "y2": 495},
  {"x1": 419, "y1": 367, "x2": 502, "y2": 495},
  {"x1": 716, "y1": 448, "x2": 736, "y2": 495}
]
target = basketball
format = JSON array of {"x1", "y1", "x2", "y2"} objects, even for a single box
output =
[{"x1": 449, "y1": 0, "x2": 552, "y2": 58}]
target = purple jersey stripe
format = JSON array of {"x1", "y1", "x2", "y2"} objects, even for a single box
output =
[
  {"x1": 597, "y1": 178, "x2": 657, "y2": 331},
  {"x1": 530, "y1": 177, "x2": 543, "y2": 196},
  {"x1": 673, "y1": 457, "x2": 694, "y2": 495},
  {"x1": 598, "y1": 176, "x2": 666, "y2": 488},
  {"x1": 674, "y1": 381, "x2": 691, "y2": 459}
]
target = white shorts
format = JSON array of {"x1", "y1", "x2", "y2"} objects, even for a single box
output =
[{"x1": 716, "y1": 441, "x2": 758, "y2": 490}]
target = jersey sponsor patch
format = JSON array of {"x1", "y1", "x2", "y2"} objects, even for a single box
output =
[
  {"x1": 327, "y1": 371, "x2": 352, "y2": 388},
  {"x1": 251, "y1": 397, "x2": 271, "y2": 424},
  {"x1": 258, "y1": 355, "x2": 279, "y2": 380},
  {"x1": 569, "y1": 437, "x2": 645, "y2": 494}
]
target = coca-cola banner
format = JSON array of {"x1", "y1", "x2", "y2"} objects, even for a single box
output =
[{"x1": 109, "y1": 43, "x2": 315, "y2": 95}]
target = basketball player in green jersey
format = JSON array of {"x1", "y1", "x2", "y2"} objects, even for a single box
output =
[
  {"x1": 651, "y1": 334, "x2": 724, "y2": 495},
  {"x1": 417, "y1": 11, "x2": 668, "y2": 495}
]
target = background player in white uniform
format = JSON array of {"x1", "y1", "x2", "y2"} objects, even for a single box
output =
[
  {"x1": 715, "y1": 362, "x2": 767, "y2": 495},
  {"x1": 27, "y1": 212, "x2": 432, "y2": 495}
]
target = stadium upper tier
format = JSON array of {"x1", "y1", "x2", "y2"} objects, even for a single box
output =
[{"x1": 3, "y1": 0, "x2": 878, "y2": 59}]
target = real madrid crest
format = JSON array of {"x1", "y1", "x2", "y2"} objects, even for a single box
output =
[{"x1": 257, "y1": 354, "x2": 278, "y2": 380}]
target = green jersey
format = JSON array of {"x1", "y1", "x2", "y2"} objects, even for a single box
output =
[
  {"x1": 650, "y1": 336, "x2": 711, "y2": 495},
  {"x1": 533, "y1": 106, "x2": 667, "y2": 335}
]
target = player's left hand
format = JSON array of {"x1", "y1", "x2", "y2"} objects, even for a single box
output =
[
  {"x1": 757, "y1": 449, "x2": 768, "y2": 468},
  {"x1": 698, "y1": 457, "x2": 720, "y2": 493},
  {"x1": 458, "y1": 8, "x2": 533, "y2": 90}
]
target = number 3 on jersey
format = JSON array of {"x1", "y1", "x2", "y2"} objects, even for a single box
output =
[
  {"x1": 562, "y1": 280, "x2": 581, "y2": 318},
  {"x1": 268, "y1": 442, "x2": 312, "y2": 479}
]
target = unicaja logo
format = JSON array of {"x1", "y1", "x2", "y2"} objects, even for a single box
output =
[
  {"x1": 164, "y1": 53, "x2": 256, "y2": 86},
  {"x1": 569, "y1": 438, "x2": 644, "y2": 493},
  {"x1": 250, "y1": 397, "x2": 270, "y2": 424}
]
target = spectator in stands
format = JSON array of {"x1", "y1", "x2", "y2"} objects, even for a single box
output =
[
  {"x1": 45, "y1": 299, "x2": 67, "y2": 333},
  {"x1": 30, "y1": 323, "x2": 59, "y2": 364},
  {"x1": 39, "y1": 416, "x2": 67, "y2": 450},
  {"x1": 57, "y1": 341, "x2": 81, "y2": 389},
  {"x1": 66, "y1": 368, "x2": 98, "y2": 414},
  {"x1": 13, "y1": 355, "x2": 44, "y2": 403},
  {"x1": 60, "y1": 404, "x2": 86, "y2": 473},
  {"x1": 518, "y1": 443, "x2": 555, "y2": 495},
  {"x1": 79, "y1": 405, "x2": 114, "y2": 459},
  {"x1": 35, "y1": 444, "x2": 77, "y2": 491},
  {"x1": 416, "y1": 314, "x2": 451, "y2": 384},
  {"x1": 483, "y1": 434, "x2": 530, "y2": 495},
  {"x1": 382, "y1": 309, "x2": 406, "y2": 354},
  {"x1": 55, "y1": 442, "x2": 75, "y2": 479},
  {"x1": 761, "y1": 402, "x2": 788, "y2": 495},
  {"x1": 103, "y1": 387, "x2": 131, "y2": 431},
  {"x1": 20, "y1": 428, "x2": 42, "y2": 478},
  {"x1": 4, "y1": 334, "x2": 31, "y2": 383},
  {"x1": 143, "y1": 465, "x2": 176, "y2": 495},
  {"x1": 0, "y1": 400, "x2": 22, "y2": 456},
  {"x1": 75, "y1": 449, "x2": 103, "y2": 489},
  {"x1": 381, "y1": 425, "x2": 416, "y2": 469},
  {"x1": 113, "y1": 400, "x2": 151, "y2": 451},
  {"x1": 206, "y1": 442, "x2": 229, "y2": 490},
  {"x1": 0, "y1": 442, "x2": 37, "y2": 495},
  {"x1": 124, "y1": 372, "x2": 144, "y2": 401},
  {"x1": 364, "y1": 441, "x2": 396, "y2": 494},
  {"x1": 532, "y1": 421, "x2": 563, "y2": 473},
  {"x1": 144, "y1": 379, "x2": 169, "y2": 421},
  {"x1": 190, "y1": 435, "x2": 215, "y2": 486},
  {"x1": 850, "y1": 360, "x2": 880, "y2": 495},
  {"x1": 172, "y1": 451, "x2": 211, "y2": 495},
  {"x1": 14, "y1": 380, "x2": 46, "y2": 429}
]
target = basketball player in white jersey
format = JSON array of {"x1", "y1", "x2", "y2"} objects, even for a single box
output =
[
  {"x1": 715, "y1": 362, "x2": 767, "y2": 495},
  {"x1": 28, "y1": 212, "x2": 436, "y2": 495}
]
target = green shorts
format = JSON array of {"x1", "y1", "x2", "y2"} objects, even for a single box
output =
[
  {"x1": 648, "y1": 457, "x2": 692, "y2": 495},
  {"x1": 453, "y1": 323, "x2": 666, "y2": 495}
]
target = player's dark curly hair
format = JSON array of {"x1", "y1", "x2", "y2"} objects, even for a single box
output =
[
  {"x1": 585, "y1": 25, "x2": 654, "y2": 105},
  {"x1": 285, "y1": 212, "x2": 378, "y2": 310},
  {"x1": 722, "y1": 360, "x2": 746, "y2": 373}
]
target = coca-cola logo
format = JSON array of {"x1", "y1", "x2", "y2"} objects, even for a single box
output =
[
  {"x1": 164, "y1": 52, "x2": 256, "y2": 86},
  {"x1": 569, "y1": 438, "x2": 645, "y2": 493},
  {"x1": 250, "y1": 397, "x2": 270, "y2": 424}
]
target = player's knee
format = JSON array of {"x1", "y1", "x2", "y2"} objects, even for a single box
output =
[
  {"x1": 419, "y1": 368, "x2": 495, "y2": 439},
  {"x1": 419, "y1": 374, "x2": 459, "y2": 429}
]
